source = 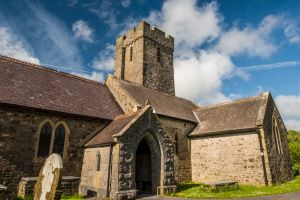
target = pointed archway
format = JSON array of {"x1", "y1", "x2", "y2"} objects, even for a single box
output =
[{"x1": 135, "y1": 139, "x2": 152, "y2": 194}]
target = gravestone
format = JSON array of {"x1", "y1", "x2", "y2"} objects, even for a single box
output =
[
  {"x1": 0, "y1": 184, "x2": 7, "y2": 200},
  {"x1": 33, "y1": 154, "x2": 63, "y2": 200},
  {"x1": 0, "y1": 185, "x2": 7, "y2": 191}
]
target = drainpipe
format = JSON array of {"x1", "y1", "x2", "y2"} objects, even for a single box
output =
[{"x1": 106, "y1": 143, "x2": 113, "y2": 198}]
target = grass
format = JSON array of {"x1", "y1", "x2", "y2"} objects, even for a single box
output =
[
  {"x1": 14, "y1": 195, "x2": 83, "y2": 200},
  {"x1": 169, "y1": 175, "x2": 300, "y2": 199},
  {"x1": 60, "y1": 195, "x2": 84, "y2": 200}
]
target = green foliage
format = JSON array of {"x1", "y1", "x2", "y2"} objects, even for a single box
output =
[
  {"x1": 61, "y1": 195, "x2": 84, "y2": 200},
  {"x1": 169, "y1": 175, "x2": 300, "y2": 198},
  {"x1": 288, "y1": 130, "x2": 300, "y2": 175},
  {"x1": 13, "y1": 196, "x2": 32, "y2": 200},
  {"x1": 14, "y1": 195, "x2": 83, "y2": 200},
  {"x1": 288, "y1": 130, "x2": 300, "y2": 165}
]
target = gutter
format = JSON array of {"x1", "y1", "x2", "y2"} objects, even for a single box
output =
[{"x1": 106, "y1": 143, "x2": 113, "y2": 198}]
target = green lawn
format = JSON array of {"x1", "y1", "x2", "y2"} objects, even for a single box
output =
[
  {"x1": 169, "y1": 175, "x2": 300, "y2": 199},
  {"x1": 60, "y1": 195, "x2": 84, "y2": 200}
]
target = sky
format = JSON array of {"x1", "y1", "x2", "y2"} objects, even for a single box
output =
[{"x1": 0, "y1": 0, "x2": 300, "y2": 130}]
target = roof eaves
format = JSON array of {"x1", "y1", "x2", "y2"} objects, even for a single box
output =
[
  {"x1": 189, "y1": 127, "x2": 258, "y2": 138},
  {"x1": 84, "y1": 142, "x2": 114, "y2": 148},
  {"x1": 155, "y1": 112, "x2": 198, "y2": 123},
  {"x1": 0, "y1": 101, "x2": 114, "y2": 121}
]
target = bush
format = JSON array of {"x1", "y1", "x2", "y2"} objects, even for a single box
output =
[
  {"x1": 288, "y1": 130, "x2": 300, "y2": 175},
  {"x1": 288, "y1": 130, "x2": 300, "y2": 164}
]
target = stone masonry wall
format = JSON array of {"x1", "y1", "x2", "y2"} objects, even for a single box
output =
[
  {"x1": 0, "y1": 104, "x2": 108, "y2": 197},
  {"x1": 159, "y1": 116, "x2": 196, "y2": 183},
  {"x1": 79, "y1": 145, "x2": 118, "y2": 199},
  {"x1": 191, "y1": 132, "x2": 266, "y2": 185},
  {"x1": 115, "y1": 108, "x2": 176, "y2": 200},
  {"x1": 114, "y1": 21, "x2": 175, "y2": 95},
  {"x1": 263, "y1": 96, "x2": 293, "y2": 184}
]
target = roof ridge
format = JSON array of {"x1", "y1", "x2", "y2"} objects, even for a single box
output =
[
  {"x1": 0, "y1": 54, "x2": 104, "y2": 86},
  {"x1": 195, "y1": 94, "x2": 263, "y2": 111},
  {"x1": 116, "y1": 76, "x2": 198, "y2": 106}
]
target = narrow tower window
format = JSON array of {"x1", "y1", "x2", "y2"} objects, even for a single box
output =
[
  {"x1": 130, "y1": 46, "x2": 133, "y2": 62},
  {"x1": 157, "y1": 47, "x2": 161, "y2": 62}
]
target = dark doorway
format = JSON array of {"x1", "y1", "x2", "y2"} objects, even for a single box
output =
[{"x1": 135, "y1": 139, "x2": 152, "y2": 194}]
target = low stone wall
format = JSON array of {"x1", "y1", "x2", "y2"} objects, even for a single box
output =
[{"x1": 18, "y1": 176, "x2": 80, "y2": 198}]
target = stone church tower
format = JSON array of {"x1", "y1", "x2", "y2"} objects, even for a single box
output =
[{"x1": 114, "y1": 21, "x2": 175, "y2": 95}]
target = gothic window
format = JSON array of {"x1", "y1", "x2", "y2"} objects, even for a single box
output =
[
  {"x1": 37, "y1": 123, "x2": 52, "y2": 158},
  {"x1": 53, "y1": 124, "x2": 65, "y2": 157},
  {"x1": 96, "y1": 152, "x2": 101, "y2": 171},
  {"x1": 272, "y1": 116, "x2": 283, "y2": 154},
  {"x1": 157, "y1": 47, "x2": 161, "y2": 62},
  {"x1": 130, "y1": 46, "x2": 133, "y2": 62}
]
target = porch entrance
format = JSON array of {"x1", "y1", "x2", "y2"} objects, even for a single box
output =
[{"x1": 135, "y1": 139, "x2": 152, "y2": 194}]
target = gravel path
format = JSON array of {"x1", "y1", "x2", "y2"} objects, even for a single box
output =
[{"x1": 136, "y1": 191, "x2": 300, "y2": 200}]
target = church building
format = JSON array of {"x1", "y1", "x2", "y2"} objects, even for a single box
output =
[{"x1": 0, "y1": 21, "x2": 293, "y2": 199}]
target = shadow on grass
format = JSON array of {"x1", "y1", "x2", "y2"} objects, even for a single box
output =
[{"x1": 176, "y1": 182, "x2": 203, "y2": 192}]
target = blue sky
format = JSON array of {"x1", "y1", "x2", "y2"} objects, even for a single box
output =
[{"x1": 0, "y1": 0, "x2": 300, "y2": 130}]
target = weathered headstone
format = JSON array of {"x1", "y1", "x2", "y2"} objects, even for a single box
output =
[
  {"x1": 34, "y1": 154, "x2": 63, "y2": 200},
  {"x1": 0, "y1": 185, "x2": 7, "y2": 191}
]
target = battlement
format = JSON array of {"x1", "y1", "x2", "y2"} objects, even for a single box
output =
[{"x1": 117, "y1": 21, "x2": 174, "y2": 49}]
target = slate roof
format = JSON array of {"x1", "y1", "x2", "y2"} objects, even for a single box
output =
[
  {"x1": 190, "y1": 95, "x2": 266, "y2": 137},
  {"x1": 0, "y1": 55, "x2": 123, "y2": 120},
  {"x1": 108, "y1": 76, "x2": 198, "y2": 122},
  {"x1": 85, "y1": 111, "x2": 140, "y2": 146}
]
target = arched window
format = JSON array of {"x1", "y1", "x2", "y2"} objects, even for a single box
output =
[
  {"x1": 96, "y1": 152, "x2": 101, "y2": 171},
  {"x1": 37, "y1": 123, "x2": 52, "y2": 158},
  {"x1": 130, "y1": 46, "x2": 133, "y2": 62},
  {"x1": 53, "y1": 124, "x2": 65, "y2": 156},
  {"x1": 272, "y1": 116, "x2": 283, "y2": 154},
  {"x1": 157, "y1": 47, "x2": 161, "y2": 62}
]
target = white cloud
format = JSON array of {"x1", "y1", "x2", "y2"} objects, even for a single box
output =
[
  {"x1": 146, "y1": 1, "x2": 288, "y2": 105},
  {"x1": 0, "y1": 26, "x2": 40, "y2": 64},
  {"x1": 283, "y1": 20, "x2": 300, "y2": 44},
  {"x1": 121, "y1": 0, "x2": 131, "y2": 8},
  {"x1": 275, "y1": 94, "x2": 300, "y2": 131},
  {"x1": 88, "y1": 1, "x2": 119, "y2": 31},
  {"x1": 284, "y1": 119, "x2": 300, "y2": 131},
  {"x1": 175, "y1": 51, "x2": 234, "y2": 104},
  {"x1": 91, "y1": 44, "x2": 115, "y2": 71},
  {"x1": 72, "y1": 20, "x2": 94, "y2": 42},
  {"x1": 71, "y1": 71, "x2": 104, "y2": 82},
  {"x1": 23, "y1": 1, "x2": 84, "y2": 69},
  {"x1": 241, "y1": 60, "x2": 300, "y2": 71},
  {"x1": 276, "y1": 94, "x2": 300, "y2": 118},
  {"x1": 148, "y1": 0, "x2": 221, "y2": 49},
  {"x1": 68, "y1": 0, "x2": 78, "y2": 7},
  {"x1": 215, "y1": 15, "x2": 279, "y2": 58}
]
